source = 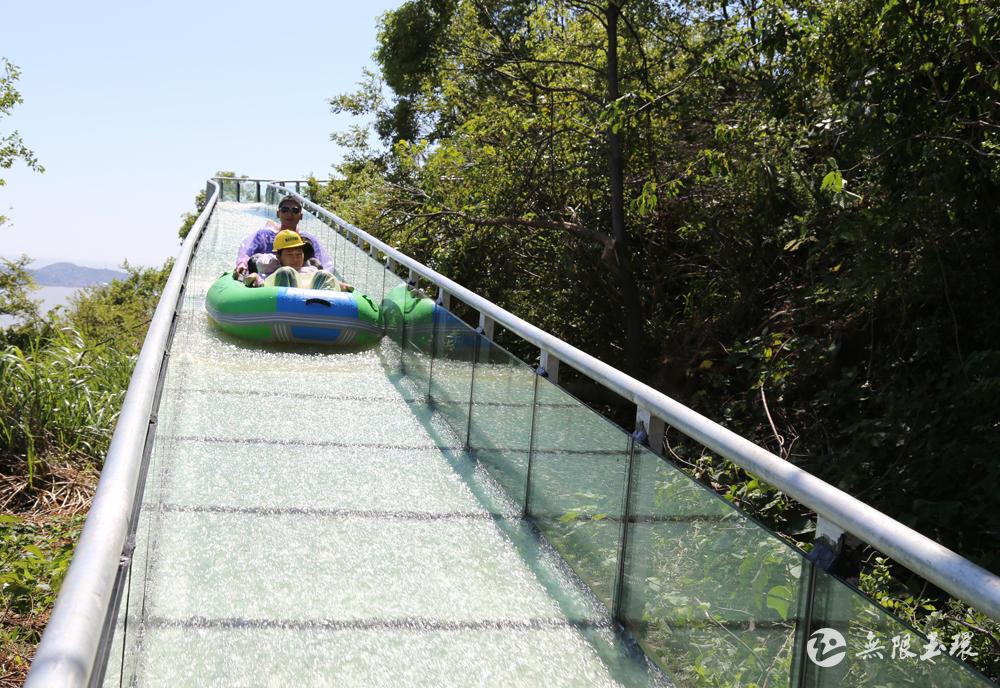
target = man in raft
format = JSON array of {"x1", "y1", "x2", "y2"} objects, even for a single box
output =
[
  {"x1": 243, "y1": 230, "x2": 354, "y2": 292},
  {"x1": 232, "y1": 195, "x2": 332, "y2": 281}
]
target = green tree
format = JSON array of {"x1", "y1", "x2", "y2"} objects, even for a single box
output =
[
  {"x1": 330, "y1": 0, "x2": 1000, "y2": 589},
  {"x1": 334, "y1": 0, "x2": 688, "y2": 371},
  {"x1": 0, "y1": 256, "x2": 39, "y2": 324},
  {"x1": 61, "y1": 260, "x2": 174, "y2": 351},
  {"x1": 0, "y1": 58, "x2": 43, "y2": 227}
]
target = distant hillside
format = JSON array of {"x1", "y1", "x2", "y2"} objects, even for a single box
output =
[{"x1": 30, "y1": 262, "x2": 127, "y2": 287}]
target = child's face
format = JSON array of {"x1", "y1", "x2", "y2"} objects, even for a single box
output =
[{"x1": 279, "y1": 247, "x2": 305, "y2": 269}]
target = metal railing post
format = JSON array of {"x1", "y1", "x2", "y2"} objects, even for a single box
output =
[
  {"x1": 437, "y1": 289, "x2": 451, "y2": 311},
  {"x1": 477, "y1": 313, "x2": 494, "y2": 340},
  {"x1": 425, "y1": 288, "x2": 442, "y2": 401},
  {"x1": 477, "y1": 314, "x2": 495, "y2": 365},
  {"x1": 789, "y1": 560, "x2": 819, "y2": 688},
  {"x1": 634, "y1": 407, "x2": 665, "y2": 455},
  {"x1": 810, "y1": 516, "x2": 846, "y2": 572},
  {"x1": 539, "y1": 350, "x2": 560, "y2": 382},
  {"x1": 522, "y1": 370, "x2": 543, "y2": 517},
  {"x1": 613, "y1": 435, "x2": 639, "y2": 621},
  {"x1": 463, "y1": 325, "x2": 480, "y2": 449}
]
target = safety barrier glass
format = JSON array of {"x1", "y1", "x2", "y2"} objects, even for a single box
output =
[
  {"x1": 620, "y1": 442, "x2": 804, "y2": 685},
  {"x1": 468, "y1": 339, "x2": 536, "y2": 511},
  {"x1": 305, "y1": 182, "x2": 994, "y2": 687},
  {"x1": 801, "y1": 566, "x2": 991, "y2": 686},
  {"x1": 374, "y1": 280, "x2": 994, "y2": 686}
]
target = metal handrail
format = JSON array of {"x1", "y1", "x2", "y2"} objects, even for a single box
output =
[
  {"x1": 24, "y1": 180, "x2": 221, "y2": 687},
  {"x1": 271, "y1": 184, "x2": 1000, "y2": 622}
]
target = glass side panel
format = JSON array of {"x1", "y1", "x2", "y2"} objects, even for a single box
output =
[
  {"x1": 427, "y1": 309, "x2": 476, "y2": 443},
  {"x1": 378, "y1": 269, "x2": 407, "y2": 375},
  {"x1": 326, "y1": 226, "x2": 343, "y2": 278},
  {"x1": 398, "y1": 287, "x2": 435, "y2": 401},
  {"x1": 467, "y1": 339, "x2": 537, "y2": 510},
  {"x1": 620, "y1": 443, "x2": 804, "y2": 688},
  {"x1": 361, "y1": 248, "x2": 380, "y2": 299},
  {"x1": 348, "y1": 243, "x2": 373, "y2": 296},
  {"x1": 238, "y1": 180, "x2": 259, "y2": 203},
  {"x1": 107, "y1": 356, "x2": 181, "y2": 688},
  {"x1": 102, "y1": 575, "x2": 126, "y2": 686},
  {"x1": 802, "y1": 566, "x2": 994, "y2": 687},
  {"x1": 338, "y1": 237, "x2": 358, "y2": 284},
  {"x1": 347, "y1": 238, "x2": 364, "y2": 286},
  {"x1": 115, "y1": 465, "x2": 160, "y2": 686},
  {"x1": 527, "y1": 377, "x2": 630, "y2": 610},
  {"x1": 336, "y1": 232, "x2": 351, "y2": 284},
  {"x1": 220, "y1": 179, "x2": 237, "y2": 202}
]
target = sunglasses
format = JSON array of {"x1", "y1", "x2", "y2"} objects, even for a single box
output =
[{"x1": 279, "y1": 206, "x2": 302, "y2": 214}]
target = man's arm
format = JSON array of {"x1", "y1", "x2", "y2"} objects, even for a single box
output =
[{"x1": 234, "y1": 228, "x2": 273, "y2": 276}]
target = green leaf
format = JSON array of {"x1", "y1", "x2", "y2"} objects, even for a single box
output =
[
  {"x1": 23, "y1": 544, "x2": 45, "y2": 559},
  {"x1": 767, "y1": 584, "x2": 793, "y2": 618},
  {"x1": 821, "y1": 170, "x2": 843, "y2": 193},
  {"x1": 559, "y1": 510, "x2": 581, "y2": 523}
]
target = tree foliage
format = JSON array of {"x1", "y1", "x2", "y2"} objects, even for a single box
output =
[
  {"x1": 60, "y1": 260, "x2": 174, "y2": 351},
  {"x1": 0, "y1": 261, "x2": 172, "y2": 680},
  {"x1": 0, "y1": 58, "x2": 43, "y2": 226},
  {"x1": 0, "y1": 260, "x2": 174, "y2": 482},
  {"x1": 0, "y1": 257, "x2": 39, "y2": 325},
  {"x1": 329, "y1": 0, "x2": 1000, "y2": 591}
]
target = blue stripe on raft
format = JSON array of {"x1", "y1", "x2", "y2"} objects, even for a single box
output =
[
  {"x1": 273, "y1": 288, "x2": 362, "y2": 343},
  {"x1": 289, "y1": 325, "x2": 345, "y2": 343},
  {"x1": 275, "y1": 287, "x2": 359, "y2": 319}
]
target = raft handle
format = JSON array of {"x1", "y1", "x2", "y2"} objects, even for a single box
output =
[{"x1": 305, "y1": 298, "x2": 332, "y2": 307}]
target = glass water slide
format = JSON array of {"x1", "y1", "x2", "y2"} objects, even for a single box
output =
[
  {"x1": 98, "y1": 199, "x2": 666, "y2": 687},
  {"x1": 27, "y1": 180, "x2": 999, "y2": 687}
]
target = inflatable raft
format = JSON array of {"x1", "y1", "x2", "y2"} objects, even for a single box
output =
[
  {"x1": 381, "y1": 283, "x2": 479, "y2": 352},
  {"x1": 205, "y1": 273, "x2": 384, "y2": 347},
  {"x1": 381, "y1": 283, "x2": 436, "y2": 347}
]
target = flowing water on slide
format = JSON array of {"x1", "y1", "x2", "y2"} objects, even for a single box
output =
[{"x1": 102, "y1": 201, "x2": 669, "y2": 687}]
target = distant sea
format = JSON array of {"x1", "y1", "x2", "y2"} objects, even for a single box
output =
[{"x1": 0, "y1": 285, "x2": 80, "y2": 328}]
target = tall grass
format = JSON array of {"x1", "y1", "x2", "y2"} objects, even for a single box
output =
[{"x1": 0, "y1": 328, "x2": 134, "y2": 484}]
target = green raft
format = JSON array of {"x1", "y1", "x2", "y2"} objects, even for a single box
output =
[{"x1": 205, "y1": 273, "x2": 384, "y2": 347}]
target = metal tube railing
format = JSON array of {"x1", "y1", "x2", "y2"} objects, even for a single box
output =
[
  {"x1": 24, "y1": 180, "x2": 221, "y2": 687},
  {"x1": 270, "y1": 184, "x2": 1000, "y2": 622}
]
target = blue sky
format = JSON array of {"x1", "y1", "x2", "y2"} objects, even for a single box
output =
[{"x1": 1, "y1": 1, "x2": 400, "y2": 269}]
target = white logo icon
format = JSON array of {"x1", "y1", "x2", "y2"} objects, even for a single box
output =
[{"x1": 807, "y1": 627, "x2": 848, "y2": 667}]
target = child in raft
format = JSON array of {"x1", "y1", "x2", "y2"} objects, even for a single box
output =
[{"x1": 243, "y1": 230, "x2": 354, "y2": 292}]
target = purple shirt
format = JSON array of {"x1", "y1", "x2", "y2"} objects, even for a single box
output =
[{"x1": 235, "y1": 223, "x2": 334, "y2": 272}]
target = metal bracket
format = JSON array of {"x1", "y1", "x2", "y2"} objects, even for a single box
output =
[
  {"x1": 634, "y1": 407, "x2": 665, "y2": 455},
  {"x1": 816, "y1": 516, "x2": 846, "y2": 553},
  {"x1": 808, "y1": 516, "x2": 846, "y2": 571},
  {"x1": 539, "y1": 351, "x2": 560, "y2": 383},
  {"x1": 477, "y1": 314, "x2": 495, "y2": 340}
]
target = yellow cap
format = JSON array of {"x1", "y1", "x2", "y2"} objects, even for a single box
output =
[{"x1": 273, "y1": 230, "x2": 307, "y2": 252}]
